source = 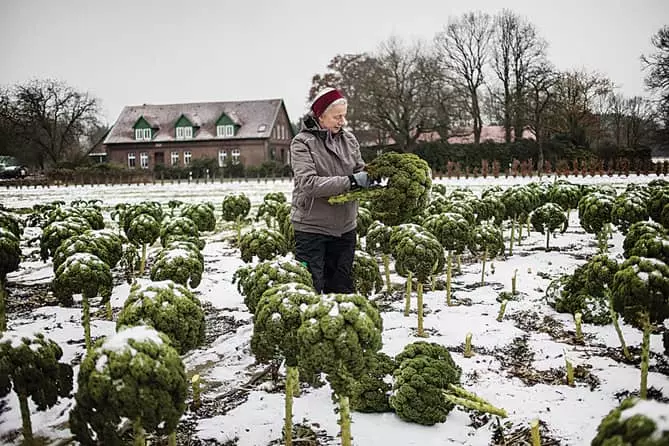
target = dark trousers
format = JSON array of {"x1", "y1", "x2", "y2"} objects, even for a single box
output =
[{"x1": 294, "y1": 229, "x2": 356, "y2": 294}]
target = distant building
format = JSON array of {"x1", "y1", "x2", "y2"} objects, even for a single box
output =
[{"x1": 102, "y1": 99, "x2": 293, "y2": 169}]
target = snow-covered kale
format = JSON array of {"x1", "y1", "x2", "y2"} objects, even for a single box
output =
[
  {"x1": 591, "y1": 397, "x2": 669, "y2": 445},
  {"x1": 0, "y1": 332, "x2": 73, "y2": 445},
  {"x1": 233, "y1": 257, "x2": 313, "y2": 314},
  {"x1": 390, "y1": 341, "x2": 462, "y2": 425},
  {"x1": 352, "y1": 250, "x2": 383, "y2": 297},
  {"x1": 117, "y1": 280, "x2": 205, "y2": 354},
  {"x1": 239, "y1": 228, "x2": 287, "y2": 263},
  {"x1": 69, "y1": 325, "x2": 188, "y2": 445}
]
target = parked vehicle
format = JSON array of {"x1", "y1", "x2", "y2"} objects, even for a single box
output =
[{"x1": 0, "y1": 156, "x2": 28, "y2": 179}]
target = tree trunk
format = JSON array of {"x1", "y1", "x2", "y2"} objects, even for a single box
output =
[
  {"x1": 18, "y1": 392, "x2": 34, "y2": 445},
  {"x1": 472, "y1": 90, "x2": 482, "y2": 145}
]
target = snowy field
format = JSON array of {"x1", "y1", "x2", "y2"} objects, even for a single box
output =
[{"x1": 0, "y1": 174, "x2": 667, "y2": 446}]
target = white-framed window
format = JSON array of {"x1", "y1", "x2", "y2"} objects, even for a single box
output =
[
  {"x1": 184, "y1": 151, "x2": 192, "y2": 166},
  {"x1": 171, "y1": 151, "x2": 179, "y2": 166},
  {"x1": 140, "y1": 152, "x2": 149, "y2": 169},
  {"x1": 135, "y1": 128, "x2": 152, "y2": 141},
  {"x1": 216, "y1": 125, "x2": 234, "y2": 137},
  {"x1": 176, "y1": 126, "x2": 192, "y2": 139},
  {"x1": 231, "y1": 148, "x2": 240, "y2": 165},
  {"x1": 218, "y1": 149, "x2": 227, "y2": 167},
  {"x1": 127, "y1": 152, "x2": 136, "y2": 168}
]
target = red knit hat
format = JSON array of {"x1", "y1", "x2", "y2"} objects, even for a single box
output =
[{"x1": 311, "y1": 88, "x2": 344, "y2": 118}]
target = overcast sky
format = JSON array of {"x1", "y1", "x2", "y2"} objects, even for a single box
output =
[{"x1": 1, "y1": 0, "x2": 667, "y2": 126}]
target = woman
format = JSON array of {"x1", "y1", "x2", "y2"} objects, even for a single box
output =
[{"x1": 289, "y1": 87, "x2": 371, "y2": 294}]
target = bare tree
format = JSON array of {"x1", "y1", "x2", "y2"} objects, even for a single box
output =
[
  {"x1": 548, "y1": 69, "x2": 612, "y2": 147},
  {"x1": 436, "y1": 11, "x2": 494, "y2": 145},
  {"x1": 642, "y1": 25, "x2": 669, "y2": 143},
  {"x1": 308, "y1": 53, "x2": 377, "y2": 134},
  {"x1": 0, "y1": 79, "x2": 101, "y2": 168},
  {"x1": 624, "y1": 96, "x2": 655, "y2": 149},
  {"x1": 490, "y1": 11, "x2": 547, "y2": 143},
  {"x1": 526, "y1": 63, "x2": 558, "y2": 167},
  {"x1": 606, "y1": 92, "x2": 626, "y2": 149}
]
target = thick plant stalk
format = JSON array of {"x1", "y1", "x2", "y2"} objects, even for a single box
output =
[
  {"x1": 526, "y1": 216, "x2": 531, "y2": 242},
  {"x1": 531, "y1": 419, "x2": 541, "y2": 446},
  {"x1": 443, "y1": 385, "x2": 507, "y2": 417},
  {"x1": 545, "y1": 231, "x2": 550, "y2": 251},
  {"x1": 641, "y1": 313, "x2": 651, "y2": 399},
  {"x1": 607, "y1": 292, "x2": 632, "y2": 361},
  {"x1": 235, "y1": 216, "x2": 243, "y2": 247},
  {"x1": 139, "y1": 243, "x2": 147, "y2": 275},
  {"x1": 446, "y1": 252, "x2": 453, "y2": 306},
  {"x1": 464, "y1": 332, "x2": 473, "y2": 357},
  {"x1": 597, "y1": 230, "x2": 608, "y2": 254},
  {"x1": 83, "y1": 294, "x2": 91, "y2": 352},
  {"x1": 339, "y1": 395, "x2": 352, "y2": 446},
  {"x1": 518, "y1": 218, "x2": 523, "y2": 245},
  {"x1": 105, "y1": 300, "x2": 112, "y2": 321},
  {"x1": 404, "y1": 272, "x2": 412, "y2": 316},
  {"x1": 480, "y1": 248, "x2": 488, "y2": 286},
  {"x1": 497, "y1": 300, "x2": 508, "y2": 322},
  {"x1": 509, "y1": 217, "x2": 515, "y2": 256},
  {"x1": 191, "y1": 374, "x2": 201, "y2": 409},
  {"x1": 0, "y1": 280, "x2": 6, "y2": 332},
  {"x1": 456, "y1": 254, "x2": 462, "y2": 274},
  {"x1": 511, "y1": 269, "x2": 518, "y2": 295},
  {"x1": 574, "y1": 313, "x2": 583, "y2": 342},
  {"x1": 383, "y1": 254, "x2": 391, "y2": 293},
  {"x1": 18, "y1": 392, "x2": 34, "y2": 445},
  {"x1": 284, "y1": 366, "x2": 299, "y2": 446},
  {"x1": 168, "y1": 432, "x2": 177, "y2": 446},
  {"x1": 416, "y1": 283, "x2": 426, "y2": 337},
  {"x1": 565, "y1": 355, "x2": 574, "y2": 387},
  {"x1": 133, "y1": 417, "x2": 146, "y2": 446}
]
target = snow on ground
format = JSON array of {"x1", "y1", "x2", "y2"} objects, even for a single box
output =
[{"x1": 1, "y1": 174, "x2": 668, "y2": 445}]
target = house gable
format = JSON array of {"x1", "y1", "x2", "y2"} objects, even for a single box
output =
[
  {"x1": 132, "y1": 116, "x2": 154, "y2": 141},
  {"x1": 175, "y1": 114, "x2": 196, "y2": 139},
  {"x1": 133, "y1": 116, "x2": 153, "y2": 130},
  {"x1": 215, "y1": 112, "x2": 239, "y2": 137},
  {"x1": 175, "y1": 114, "x2": 194, "y2": 128}
]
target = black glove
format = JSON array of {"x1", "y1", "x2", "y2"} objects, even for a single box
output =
[{"x1": 349, "y1": 171, "x2": 371, "y2": 189}]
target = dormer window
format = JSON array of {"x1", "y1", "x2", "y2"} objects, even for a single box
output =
[
  {"x1": 133, "y1": 116, "x2": 153, "y2": 141},
  {"x1": 176, "y1": 126, "x2": 193, "y2": 140},
  {"x1": 217, "y1": 125, "x2": 235, "y2": 137},
  {"x1": 134, "y1": 128, "x2": 152, "y2": 141}
]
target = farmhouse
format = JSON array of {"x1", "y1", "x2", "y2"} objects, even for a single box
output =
[{"x1": 102, "y1": 99, "x2": 294, "y2": 170}]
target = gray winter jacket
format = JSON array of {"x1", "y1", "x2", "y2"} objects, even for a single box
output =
[{"x1": 290, "y1": 116, "x2": 365, "y2": 237}]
